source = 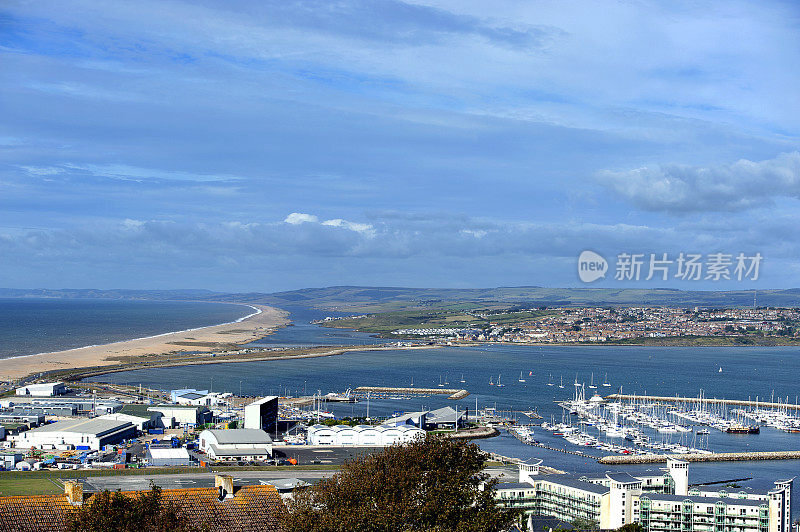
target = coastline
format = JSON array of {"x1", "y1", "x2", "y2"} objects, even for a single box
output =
[{"x1": 1, "y1": 303, "x2": 290, "y2": 382}]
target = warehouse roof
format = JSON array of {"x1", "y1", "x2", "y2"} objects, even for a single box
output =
[
  {"x1": 147, "y1": 448, "x2": 190, "y2": 460},
  {"x1": 204, "y1": 429, "x2": 272, "y2": 445},
  {"x1": 26, "y1": 418, "x2": 134, "y2": 437}
]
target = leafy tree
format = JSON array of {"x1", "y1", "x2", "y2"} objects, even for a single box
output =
[
  {"x1": 572, "y1": 517, "x2": 599, "y2": 530},
  {"x1": 282, "y1": 434, "x2": 519, "y2": 531},
  {"x1": 615, "y1": 524, "x2": 644, "y2": 532},
  {"x1": 67, "y1": 484, "x2": 198, "y2": 532}
]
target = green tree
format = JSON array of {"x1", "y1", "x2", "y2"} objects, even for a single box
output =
[
  {"x1": 572, "y1": 517, "x2": 599, "y2": 530},
  {"x1": 615, "y1": 524, "x2": 644, "y2": 532},
  {"x1": 282, "y1": 434, "x2": 519, "y2": 531},
  {"x1": 67, "y1": 484, "x2": 198, "y2": 532}
]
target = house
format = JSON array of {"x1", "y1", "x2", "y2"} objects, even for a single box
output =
[
  {"x1": 0, "y1": 475, "x2": 284, "y2": 532},
  {"x1": 198, "y1": 429, "x2": 273, "y2": 461}
]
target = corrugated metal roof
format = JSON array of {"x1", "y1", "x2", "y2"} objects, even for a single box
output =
[
  {"x1": 205, "y1": 429, "x2": 272, "y2": 444},
  {"x1": 27, "y1": 418, "x2": 133, "y2": 436}
]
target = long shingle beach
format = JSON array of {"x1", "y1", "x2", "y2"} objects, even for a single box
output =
[{"x1": 0, "y1": 304, "x2": 289, "y2": 381}]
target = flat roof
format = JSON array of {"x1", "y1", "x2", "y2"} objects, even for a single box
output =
[
  {"x1": 643, "y1": 493, "x2": 765, "y2": 507},
  {"x1": 205, "y1": 429, "x2": 272, "y2": 445},
  {"x1": 607, "y1": 472, "x2": 642, "y2": 484},
  {"x1": 27, "y1": 418, "x2": 134, "y2": 436},
  {"x1": 208, "y1": 445, "x2": 271, "y2": 457},
  {"x1": 540, "y1": 477, "x2": 609, "y2": 496},
  {"x1": 497, "y1": 482, "x2": 535, "y2": 490}
]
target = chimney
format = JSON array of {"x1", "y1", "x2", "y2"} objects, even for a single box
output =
[
  {"x1": 215, "y1": 474, "x2": 234, "y2": 499},
  {"x1": 64, "y1": 481, "x2": 83, "y2": 505}
]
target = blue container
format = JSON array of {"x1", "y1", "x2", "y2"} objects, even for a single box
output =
[{"x1": 76, "y1": 445, "x2": 90, "y2": 451}]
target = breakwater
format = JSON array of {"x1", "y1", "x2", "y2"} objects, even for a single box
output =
[
  {"x1": 605, "y1": 394, "x2": 800, "y2": 411},
  {"x1": 598, "y1": 450, "x2": 800, "y2": 465},
  {"x1": 354, "y1": 386, "x2": 469, "y2": 400}
]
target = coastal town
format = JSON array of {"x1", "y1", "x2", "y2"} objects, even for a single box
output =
[{"x1": 345, "y1": 306, "x2": 800, "y2": 344}]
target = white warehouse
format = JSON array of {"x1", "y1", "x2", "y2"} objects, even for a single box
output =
[
  {"x1": 9, "y1": 418, "x2": 136, "y2": 451},
  {"x1": 306, "y1": 424, "x2": 424, "y2": 446},
  {"x1": 198, "y1": 429, "x2": 273, "y2": 461},
  {"x1": 15, "y1": 382, "x2": 67, "y2": 396}
]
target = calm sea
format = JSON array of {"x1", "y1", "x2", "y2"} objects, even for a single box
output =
[
  {"x1": 0, "y1": 298, "x2": 253, "y2": 359},
  {"x1": 92, "y1": 310, "x2": 800, "y2": 517}
]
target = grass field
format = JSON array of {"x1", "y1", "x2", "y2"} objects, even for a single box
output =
[
  {"x1": 321, "y1": 308, "x2": 553, "y2": 336},
  {"x1": 0, "y1": 476, "x2": 63, "y2": 496}
]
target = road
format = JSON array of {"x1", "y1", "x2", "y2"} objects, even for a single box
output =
[{"x1": 84, "y1": 466, "x2": 519, "y2": 492}]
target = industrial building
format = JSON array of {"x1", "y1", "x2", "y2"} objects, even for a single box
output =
[
  {"x1": 198, "y1": 429, "x2": 273, "y2": 461},
  {"x1": 8, "y1": 418, "x2": 136, "y2": 451},
  {"x1": 306, "y1": 424, "x2": 424, "y2": 446},
  {"x1": 244, "y1": 396, "x2": 279, "y2": 434},
  {"x1": 0, "y1": 396, "x2": 122, "y2": 416},
  {"x1": 15, "y1": 382, "x2": 67, "y2": 396},
  {"x1": 148, "y1": 404, "x2": 210, "y2": 428},
  {"x1": 494, "y1": 459, "x2": 794, "y2": 532},
  {"x1": 170, "y1": 388, "x2": 229, "y2": 407},
  {"x1": 383, "y1": 406, "x2": 468, "y2": 430},
  {"x1": 97, "y1": 412, "x2": 154, "y2": 431}
]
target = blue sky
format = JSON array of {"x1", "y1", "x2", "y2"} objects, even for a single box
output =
[{"x1": 1, "y1": 0, "x2": 799, "y2": 291}]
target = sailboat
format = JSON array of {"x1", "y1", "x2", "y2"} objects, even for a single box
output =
[
  {"x1": 518, "y1": 371, "x2": 526, "y2": 383},
  {"x1": 489, "y1": 376, "x2": 494, "y2": 386},
  {"x1": 602, "y1": 373, "x2": 611, "y2": 387},
  {"x1": 496, "y1": 374, "x2": 505, "y2": 387},
  {"x1": 558, "y1": 375, "x2": 564, "y2": 389},
  {"x1": 444, "y1": 374, "x2": 449, "y2": 385},
  {"x1": 718, "y1": 367, "x2": 723, "y2": 373},
  {"x1": 460, "y1": 374, "x2": 466, "y2": 383},
  {"x1": 547, "y1": 374, "x2": 554, "y2": 387},
  {"x1": 589, "y1": 372, "x2": 597, "y2": 389},
  {"x1": 410, "y1": 377, "x2": 414, "y2": 387},
  {"x1": 438, "y1": 375, "x2": 444, "y2": 387}
]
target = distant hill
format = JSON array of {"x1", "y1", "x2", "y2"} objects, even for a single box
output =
[
  {"x1": 205, "y1": 286, "x2": 800, "y2": 312},
  {"x1": 4, "y1": 286, "x2": 800, "y2": 312},
  {"x1": 0, "y1": 288, "x2": 218, "y2": 300}
]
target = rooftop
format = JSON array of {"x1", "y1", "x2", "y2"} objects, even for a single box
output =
[
  {"x1": 540, "y1": 476, "x2": 609, "y2": 496},
  {"x1": 204, "y1": 429, "x2": 272, "y2": 445},
  {"x1": 26, "y1": 418, "x2": 133, "y2": 436},
  {"x1": 0, "y1": 484, "x2": 284, "y2": 532},
  {"x1": 643, "y1": 493, "x2": 766, "y2": 507}
]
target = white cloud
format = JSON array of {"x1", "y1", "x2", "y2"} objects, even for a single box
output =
[
  {"x1": 322, "y1": 218, "x2": 375, "y2": 235},
  {"x1": 597, "y1": 152, "x2": 800, "y2": 213},
  {"x1": 284, "y1": 212, "x2": 319, "y2": 224}
]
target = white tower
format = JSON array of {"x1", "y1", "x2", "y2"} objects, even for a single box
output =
[{"x1": 667, "y1": 459, "x2": 689, "y2": 496}]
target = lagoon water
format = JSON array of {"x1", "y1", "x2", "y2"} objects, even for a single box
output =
[
  {"x1": 96, "y1": 311, "x2": 800, "y2": 516},
  {"x1": 0, "y1": 298, "x2": 252, "y2": 359}
]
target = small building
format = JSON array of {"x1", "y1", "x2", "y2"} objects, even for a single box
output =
[
  {"x1": 198, "y1": 429, "x2": 273, "y2": 461},
  {"x1": 0, "y1": 451, "x2": 22, "y2": 470},
  {"x1": 146, "y1": 447, "x2": 191, "y2": 467},
  {"x1": 15, "y1": 382, "x2": 67, "y2": 397},
  {"x1": 9, "y1": 418, "x2": 136, "y2": 451},
  {"x1": 148, "y1": 405, "x2": 210, "y2": 428}
]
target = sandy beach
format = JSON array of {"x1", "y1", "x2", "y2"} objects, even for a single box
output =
[{"x1": 0, "y1": 304, "x2": 289, "y2": 381}]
